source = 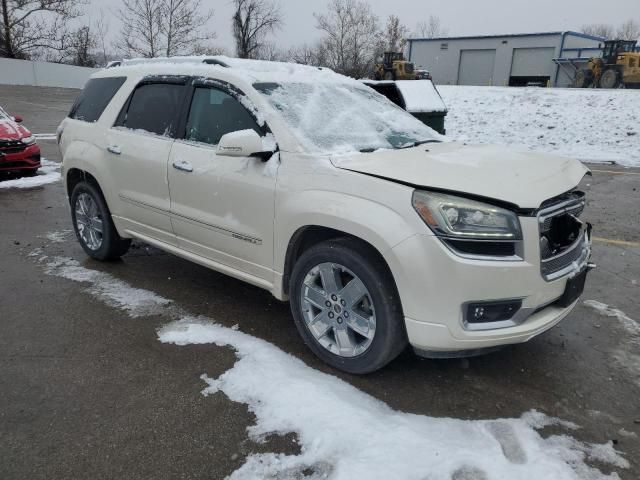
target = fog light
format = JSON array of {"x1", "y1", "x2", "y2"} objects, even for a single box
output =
[{"x1": 465, "y1": 299, "x2": 522, "y2": 324}]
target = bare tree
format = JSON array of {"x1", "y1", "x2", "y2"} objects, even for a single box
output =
[
  {"x1": 117, "y1": 0, "x2": 162, "y2": 57},
  {"x1": 118, "y1": 0, "x2": 214, "y2": 58},
  {"x1": 581, "y1": 23, "x2": 614, "y2": 39},
  {"x1": 254, "y1": 40, "x2": 287, "y2": 61},
  {"x1": 66, "y1": 24, "x2": 96, "y2": 66},
  {"x1": 379, "y1": 14, "x2": 408, "y2": 53},
  {"x1": 232, "y1": 0, "x2": 282, "y2": 59},
  {"x1": 414, "y1": 15, "x2": 447, "y2": 39},
  {"x1": 161, "y1": 0, "x2": 214, "y2": 56},
  {"x1": 288, "y1": 42, "x2": 327, "y2": 66},
  {"x1": 314, "y1": 0, "x2": 380, "y2": 78},
  {"x1": 94, "y1": 12, "x2": 110, "y2": 65},
  {"x1": 616, "y1": 19, "x2": 640, "y2": 41},
  {"x1": 1, "y1": 0, "x2": 84, "y2": 59}
]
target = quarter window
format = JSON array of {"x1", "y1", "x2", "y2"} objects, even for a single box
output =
[
  {"x1": 117, "y1": 83, "x2": 185, "y2": 137},
  {"x1": 185, "y1": 87, "x2": 261, "y2": 146},
  {"x1": 69, "y1": 77, "x2": 126, "y2": 123}
]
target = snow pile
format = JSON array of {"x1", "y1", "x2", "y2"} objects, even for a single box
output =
[
  {"x1": 438, "y1": 86, "x2": 640, "y2": 166},
  {"x1": 0, "y1": 158, "x2": 61, "y2": 189},
  {"x1": 161, "y1": 319, "x2": 627, "y2": 480},
  {"x1": 44, "y1": 256, "x2": 172, "y2": 317},
  {"x1": 34, "y1": 249, "x2": 628, "y2": 480}
]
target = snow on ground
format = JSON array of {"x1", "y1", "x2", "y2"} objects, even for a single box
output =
[
  {"x1": 33, "y1": 247, "x2": 628, "y2": 480},
  {"x1": 0, "y1": 158, "x2": 60, "y2": 189},
  {"x1": 42, "y1": 230, "x2": 73, "y2": 243},
  {"x1": 583, "y1": 300, "x2": 640, "y2": 339},
  {"x1": 33, "y1": 134, "x2": 58, "y2": 141},
  {"x1": 583, "y1": 300, "x2": 640, "y2": 388},
  {"x1": 438, "y1": 86, "x2": 640, "y2": 167}
]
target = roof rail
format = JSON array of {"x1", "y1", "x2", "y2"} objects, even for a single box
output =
[
  {"x1": 106, "y1": 56, "x2": 230, "y2": 68},
  {"x1": 202, "y1": 58, "x2": 229, "y2": 67}
]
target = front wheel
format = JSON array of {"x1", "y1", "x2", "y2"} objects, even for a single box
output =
[
  {"x1": 289, "y1": 239, "x2": 407, "y2": 374},
  {"x1": 599, "y1": 69, "x2": 620, "y2": 89},
  {"x1": 70, "y1": 181, "x2": 131, "y2": 261}
]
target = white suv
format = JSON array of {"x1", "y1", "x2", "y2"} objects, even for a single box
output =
[{"x1": 59, "y1": 57, "x2": 593, "y2": 373}]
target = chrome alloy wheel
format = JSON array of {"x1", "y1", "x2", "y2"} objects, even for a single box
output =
[
  {"x1": 74, "y1": 192, "x2": 103, "y2": 251},
  {"x1": 300, "y1": 262, "x2": 376, "y2": 357}
]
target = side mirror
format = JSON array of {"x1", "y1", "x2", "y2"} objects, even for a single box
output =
[
  {"x1": 217, "y1": 129, "x2": 274, "y2": 161},
  {"x1": 12, "y1": 115, "x2": 23, "y2": 123}
]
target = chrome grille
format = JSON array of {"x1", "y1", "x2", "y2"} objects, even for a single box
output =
[
  {"x1": 538, "y1": 192, "x2": 589, "y2": 280},
  {"x1": 0, "y1": 139, "x2": 26, "y2": 154},
  {"x1": 541, "y1": 231, "x2": 587, "y2": 278}
]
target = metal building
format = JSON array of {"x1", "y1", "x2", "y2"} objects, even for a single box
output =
[{"x1": 407, "y1": 31, "x2": 604, "y2": 87}]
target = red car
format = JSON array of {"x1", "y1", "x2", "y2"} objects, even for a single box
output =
[{"x1": 0, "y1": 106, "x2": 41, "y2": 175}]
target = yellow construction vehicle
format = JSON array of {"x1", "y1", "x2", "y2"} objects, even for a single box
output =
[
  {"x1": 574, "y1": 40, "x2": 640, "y2": 89},
  {"x1": 373, "y1": 52, "x2": 417, "y2": 81}
]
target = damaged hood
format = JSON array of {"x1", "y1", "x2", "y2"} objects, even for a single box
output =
[{"x1": 331, "y1": 142, "x2": 589, "y2": 209}]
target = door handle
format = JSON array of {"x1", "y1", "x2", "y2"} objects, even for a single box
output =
[
  {"x1": 107, "y1": 145, "x2": 121, "y2": 155},
  {"x1": 172, "y1": 159, "x2": 193, "y2": 173}
]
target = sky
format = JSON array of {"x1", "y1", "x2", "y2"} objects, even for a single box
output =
[{"x1": 88, "y1": 0, "x2": 639, "y2": 54}]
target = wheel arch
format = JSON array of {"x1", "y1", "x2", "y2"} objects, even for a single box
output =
[
  {"x1": 281, "y1": 225, "x2": 400, "y2": 301},
  {"x1": 66, "y1": 168, "x2": 103, "y2": 200}
]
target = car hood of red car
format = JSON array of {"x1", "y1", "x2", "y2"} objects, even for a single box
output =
[{"x1": 0, "y1": 117, "x2": 31, "y2": 140}]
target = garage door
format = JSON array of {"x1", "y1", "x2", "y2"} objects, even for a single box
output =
[
  {"x1": 511, "y1": 47, "x2": 555, "y2": 77},
  {"x1": 457, "y1": 49, "x2": 496, "y2": 86}
]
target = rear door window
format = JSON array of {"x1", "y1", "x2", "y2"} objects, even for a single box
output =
[
  {"x1": 116, "y1": 83, "x2": 186, "y2": 137},
  {"x1": 69, "y1": 77, "x2": 126, "y2": 122},
  {"x1": 185, "y1": 87, "x2": 261, "y2": 146}
]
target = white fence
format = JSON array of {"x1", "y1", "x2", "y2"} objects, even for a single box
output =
[{"x1": 0, "y1": 58, "x2": 95, "y2": 89}]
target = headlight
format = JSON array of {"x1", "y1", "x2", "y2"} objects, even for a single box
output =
[
  {"x1": 21, "y1": 135, "x2": 36, "y2": 145},
  {"x1": 412, "y1": 190, "x2": 522, "y2": 240}
]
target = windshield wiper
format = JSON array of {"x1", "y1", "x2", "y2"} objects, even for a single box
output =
[
  {"x1": 397, "y1": 139, "x2": 441, "y2": 149},
  {"x1": 359, "y1": 147, "x2": 377, "y2": 153}
]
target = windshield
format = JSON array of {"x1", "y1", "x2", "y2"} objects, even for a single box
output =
[
  {"x1": 0, "y1": 107, "x2": 9, "y2": 120},
  {"x1": 254, "y1": 81, "x2": 442, "y2": 154}
]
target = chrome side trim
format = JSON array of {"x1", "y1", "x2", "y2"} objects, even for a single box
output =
[{"x1": 118, "y1": 194, "x2": 263, "y2": 245}]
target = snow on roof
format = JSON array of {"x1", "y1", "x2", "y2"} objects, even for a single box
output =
[
  {"x1": 394, "y1": 80, "x2": 447, "y2": 113},
  {"x1": 112, "y1": 55, "x2": 341, "y2": 83},
  {"x1": 364, "y1": 80, "x2": 447, "y2": 113}
]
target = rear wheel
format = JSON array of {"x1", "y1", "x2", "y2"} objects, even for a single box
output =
[
  {"x1": 70, "y1": 181, "x2": 131, "y2": 261},
  {"x1": 599, "y1": 69, "x2": 620, "y2": 89},
  {"x1": 290, "y1": 238, "x2": 407, "y2": 374}
]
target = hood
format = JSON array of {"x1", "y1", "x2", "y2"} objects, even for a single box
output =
[
  {"x1": 331, "y1": 142, "x2": 589, "y2": 209},
  {"x1": 0, "y1": 118, "x2": 30, "y2": 140}
]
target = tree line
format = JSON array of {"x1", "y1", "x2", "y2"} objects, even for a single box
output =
[
  {"x1": 582, "y1": 20, "x2": 640, "y2": 42},
  {"x1": 0, "y1": 0, "x2": 443, "y2": 75}
]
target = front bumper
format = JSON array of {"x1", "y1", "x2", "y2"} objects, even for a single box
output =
[
  {"x1": 384, "y1": 217, "x2": 591, "y2": 353},
  {"x1": 0, "y1": 144, "x2": 41, "y2": 172}
]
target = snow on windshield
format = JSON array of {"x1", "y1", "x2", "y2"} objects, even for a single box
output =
[
  {"x1": 0, "y1": 106, "x2": 10, "y2": 120},
  {"x1": 254, "y1": 81, "x2": 442, "y2": 155}
]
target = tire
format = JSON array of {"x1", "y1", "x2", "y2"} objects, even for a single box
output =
[
  {"x1": 383, "y1": 71, "x2": 395, "y2": 81},
  {"x1": 70, "y1": 181, "x2": 131, "y2": 261},
  {"x1": 289, "y1": 238, "x2": 407, "y2": 374},
  {"x1": 20, "y1": 169, "x2": 38, "y2": 177},
  {"x1": 574, "y1": 69, "x2": 592, "y2": 88},
  {"x1": 599, "y1": 69, "x2": 620, "y2": 89}
]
